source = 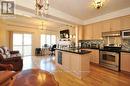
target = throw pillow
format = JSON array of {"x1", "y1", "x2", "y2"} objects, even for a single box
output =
[
  {"x1": 0, "y1": 48, "x2": 4, "y2": 54},
  {"x1": 0, "y1": 53, "x2": 6, "y2": 59},
  {"x1": 5, "y1": 52, "x2": 11, "y2": 58},
  {"x1": 0, "y1": 53, "x2": 4, "y2": 61},
  {"x1": 2, "y1": 46, "x2": 9, "y2": 53}
]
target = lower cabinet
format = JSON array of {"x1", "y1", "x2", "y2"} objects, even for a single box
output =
[
  {"x1": 90, "y1": 49, "x2": 99, "y2": 64},
  {"x1": 70, "y1": 54, "x2": 80, "y2": 74},
  {"x1": 62, "y1": 52, "x2": 71, "y2": 70},
  {"x1": 121, "y1": 52, "x2": 130, "y2": 72},
  {"x1": 82, "y1": 49, "x2": 99, "y2": 64},
  {"x1": 56, "y1": 50, "x2": 90, "y2": 79},
  {"x1": 62, "y1": 52, "x2": 80, "y2": 72}
]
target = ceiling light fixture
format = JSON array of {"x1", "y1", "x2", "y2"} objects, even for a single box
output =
[
  {"x1": 40, "y1": 21, "x2": 44, "y2": 30},
  {"x1": 92, "y1": 0, "x2": 105, "y2": 9},
  {"x1": 40, "y1": 21, "x2": 47, "y2": 31},
  {"x1": 36, "y1": 0, "x2": 49, "y2": 16}
]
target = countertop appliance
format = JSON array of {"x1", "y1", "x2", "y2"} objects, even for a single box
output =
[
  {"x1": 99, "y1": 46, "x2": 121, "y2": 71},
  {"x1": 121, "y1": 29, "x2": 130, "y2": 39}
]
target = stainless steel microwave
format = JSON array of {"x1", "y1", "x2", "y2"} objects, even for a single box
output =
[{"x1": 122, "y1": 30, "x2": 130, "y2": 39}]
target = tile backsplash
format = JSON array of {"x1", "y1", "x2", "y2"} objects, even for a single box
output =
[
  {"x1": 122, "y1": 39, "x2": 130, "y2": 51},
  {"x1": 79, "y1": 40, "x2": 103, "y2": 48},
  {"x1": 103, "y1": 36, "x2": 121, "y2": 46}
]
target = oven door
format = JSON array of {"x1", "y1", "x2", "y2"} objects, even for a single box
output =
[{"x1": 100, "y1": 51, "x2": 119, "y2": 66}]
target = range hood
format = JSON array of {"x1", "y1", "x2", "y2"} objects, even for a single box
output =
[{"x1": 102, "y1": 31, "x2": 121, "y2": 37}]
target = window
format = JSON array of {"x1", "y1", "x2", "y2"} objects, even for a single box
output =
[
  {"x1": 51, "y1": 35, "x2": 56, "y2": 45},
  {"x1": 41, "y1": 34, "x2": 46, "y2": 47},
  {"x1": 46, "y1": 35, "x2": 51, "y2": 46},
  {"x1": 41, "y1": 34, "x2": 56, "y2": 48},
  {"x1": 13, "y1": 33, "x2": 32, "y2": 56}
]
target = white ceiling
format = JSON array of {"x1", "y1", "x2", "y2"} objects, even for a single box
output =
[
  {"x1": 2, "y1": 0, "x2": 130, "y2": 25},
  {"x1": 49, "y1": 0, "x2": 130, "y2": 20},
  {"x1": 2, "y1": 15, "x2": 67, "y2": 31}
]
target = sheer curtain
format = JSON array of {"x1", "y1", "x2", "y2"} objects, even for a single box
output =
[
  {"x1": 13, "y1": 33, "x2": 32, "y2": 56},
  {"x1": 41, "y1": 34, "x2": 56, "y2": 48}
]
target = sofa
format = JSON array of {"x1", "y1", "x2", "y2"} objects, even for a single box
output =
[{"x1": 0, "y1": 46, "x2": 23, "y2": 71}]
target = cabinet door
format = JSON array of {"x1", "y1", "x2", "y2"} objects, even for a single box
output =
[
  {"x1": 93, "y1": 50, "x2": 99, "y2": 64},
  {"x1": 93, "y1": 23, "x2": 102, "y2": 39},
  {"x1": 120, "y1": 15, "x2": 130, "y2": 30},
  {"x1": 110, "y1": 18, "x2": 121, "y2": 31},
  {"x1": 102, "y1": 20, "x2": 111, "y2": 32},
  {"x1": 83, "y1": 25, "x2": 93, "y2": 40},
  {"x1": 121, "y1": 52, "x2": 130, "y2": 72},
  {"x1": 62, "y1": 52, "x2": 70, "y2": 70},
  {"x1": 70, "y1": 54, "x2": 80, "y2": 75},
  {"x1": 91, "y1": 49, "x2": 99, "y2": 64},
  {"x1": 78, "y1": 26, "x2": 83, "y2": 40},
  {"x1": 83, "y1": 49, "x2": 99, "y2": 64}
]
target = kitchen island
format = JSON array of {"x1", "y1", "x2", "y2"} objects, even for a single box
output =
[{"x1": 55, "y1": 48, "x2": 91, "y2": 79}]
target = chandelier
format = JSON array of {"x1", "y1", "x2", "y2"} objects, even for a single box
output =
[
  {"x1": 36, "y1": 0, "x2": 49, "y2": 16},
  {"x1": 40, "y1": 21, "x2": 47, "y2": 31},
  {"x1": 92, "y1": 0, "x2": 105, "y2": 9}
]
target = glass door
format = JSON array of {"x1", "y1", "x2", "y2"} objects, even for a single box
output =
[
  {"x1": 13, "y1": 33, "x2": 32, "y2": 56},
  {"x1": 41, "y1": 34, "x2": 56, "y2": 48}
]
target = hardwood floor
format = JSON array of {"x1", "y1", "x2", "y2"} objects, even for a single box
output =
[{"x1": 13, "y1": 56, "x2": 130, "y2": 86}]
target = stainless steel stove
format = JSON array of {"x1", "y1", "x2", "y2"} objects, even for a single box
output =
[{"x1": 99, "y1": 46, "x2": 121, "y2": 71}]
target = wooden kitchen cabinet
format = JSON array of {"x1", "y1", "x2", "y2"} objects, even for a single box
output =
[
  {"x1": 83, "y1": 23, "x2": 102, "y2": 40},
  {"x1": 78, "y1": 25, "x2": 83, "y2": 40},
  {"x1": 120, "y1": 15, "x2": 130, "y2": 30},
  {"x1": 90, "y1": 49, "x2": 99, "y2": 64},
  {"x1": 82, "y1": 15, "x2": 130, "y2": 40},
  {"x1": 82, "y1": 49, "x2": 99, "y2": 64},
  {"x1": 70, "y1": 53, "x2": 80, "y2": 73},
  {"x1": 121, "y1": 52, "x2": 130, "y2": 72},
  {"x1": 110, "y1": 18, "x2": 121, "y2": 31},
  {"x1": 93, "y1": 23, "x2": 102, "y2": 39},
  {"x1": 62, "y1": 52, "x2": 81, "y2": 73},
  {"x1": 55, "y1": 50, "x2": 90, "y2": 79},
  {"x1": 83, "y1": 25, "x2": 93, "y2": 40},
  {"x1": 62, "y1": 52, "x2": 71, "y2": 70},
  {"x1": 101, "y1": 20, "x2": 111, "y2": 32}
]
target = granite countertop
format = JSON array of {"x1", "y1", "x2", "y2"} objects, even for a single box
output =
[
  {"x1": 121, "y1": 50, "x2": 130, "y2": 53},
  {"x1": 56, "y1": 48, "x2": 91, "y2": 54},
  {"x1": 80, "y1": 47, "x2": 99, "y2": 50}
]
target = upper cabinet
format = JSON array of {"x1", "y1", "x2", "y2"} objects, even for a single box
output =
[
  {"x1": 83, "y1": 25, "x2": 93, "y2": 40},
  {"x1": 102, "y1": 18, "x2": 121, "y2": 32},
  {"x1": 82, "y1": 15, "x2": 130, "y2": 40},
  {"x1": 78, "y1": 26, "x2": 83, "y2": 40},
  {"x1": 120, "y1": 15, "x2": 130, "y2": 30},
  {"x1": 101, "y1": 20, "x2": 111, "y2": 32},
  {"x1": 110, "y1": 18, "x2": 121, "y2": 31},
  {"x1": 93, "y1": 22, "x2": 102, "y2": 39}
]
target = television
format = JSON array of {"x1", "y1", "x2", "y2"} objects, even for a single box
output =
[{"x1": 60, "y1": 29, "x2": 70, "y2": 38}]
